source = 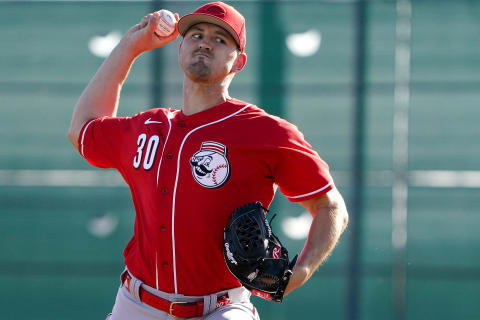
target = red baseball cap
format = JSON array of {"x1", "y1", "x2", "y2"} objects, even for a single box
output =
[{"x1": 178, "y1": 1, "x2": 246, "y2": 52}]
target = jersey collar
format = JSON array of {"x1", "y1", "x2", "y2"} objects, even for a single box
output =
[{"x1": 176, "y1": 98, "x2": 246, "y2": 124}]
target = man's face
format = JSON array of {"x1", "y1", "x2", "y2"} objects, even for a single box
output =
[{"x1": 179, "y1": 23, "x2": 242, "y2": 84}]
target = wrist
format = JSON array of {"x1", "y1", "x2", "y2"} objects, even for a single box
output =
[
  {"x1": 294, "y1": 263, "x2": 311, "y2": 282},
  {"x1": 284, "y1": 264, "x2": 310, "y2": 296}
]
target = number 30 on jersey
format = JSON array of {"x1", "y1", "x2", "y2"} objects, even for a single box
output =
[{"x1": 133, "y1": 133, "x2": 160, "y2": 170}]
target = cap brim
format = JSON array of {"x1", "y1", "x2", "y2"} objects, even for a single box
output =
[{"x1": 178, "y1": 13, "x2": 240, "y2": 47}]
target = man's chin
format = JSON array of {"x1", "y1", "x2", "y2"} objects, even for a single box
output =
[{"x1": 186, "y1": 72, "x2": 214, "y2": 84}]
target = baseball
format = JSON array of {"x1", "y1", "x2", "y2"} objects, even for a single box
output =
[{"x1": 155, "y1": 9, "x2": 176, "y2": 37}]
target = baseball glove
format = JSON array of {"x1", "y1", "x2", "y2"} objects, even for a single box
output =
[{"x1": 223, "y1": 202, "x2": 298, "y2": 302}]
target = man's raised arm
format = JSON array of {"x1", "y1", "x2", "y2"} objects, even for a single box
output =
[{"x1": 67, "y1": 11, "x2": 179, "y2": 149}]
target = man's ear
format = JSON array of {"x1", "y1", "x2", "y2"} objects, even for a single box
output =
[{"x1": 231, "y1": 52, "x2": 247, "y2": 73}]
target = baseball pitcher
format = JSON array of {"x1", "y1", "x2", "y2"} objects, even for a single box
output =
[{"x1": 67, "y1": 2, "x2": 348, "y2": 319}]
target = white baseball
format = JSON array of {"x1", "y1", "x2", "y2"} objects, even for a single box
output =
[{"x1": 155, "y1": 10, "x2": 176, "y2": 37}]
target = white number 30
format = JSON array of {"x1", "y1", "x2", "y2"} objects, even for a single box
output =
[{"x1": 133, "y1": 133, "x2": 160, "y2": 170}]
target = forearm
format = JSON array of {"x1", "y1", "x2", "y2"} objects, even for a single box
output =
[
  {"x1": 285, "y1": 189, "x2": 348, "y2": 294},
  {"x1": 67, "y1": 40, "x2": 138, "y2": 147},
  {"x1": 77, "y1": 40, "x2": 137, "y2": 118},
  {"x1": 295, "y1": 204, "x2": 348, "y2": 283}
]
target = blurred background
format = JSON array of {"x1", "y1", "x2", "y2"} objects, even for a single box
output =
[{"x1": 1, "y1": 0, "x2": 479, "y2": 319}]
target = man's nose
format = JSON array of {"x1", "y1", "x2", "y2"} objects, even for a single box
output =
[{"x1": 198, "y1": 40, "x2": 212, "y2": 51}]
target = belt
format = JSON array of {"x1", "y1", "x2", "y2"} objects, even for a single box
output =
[{"x1": 122, "y1": 272, "x2": 231, "y2": 318}]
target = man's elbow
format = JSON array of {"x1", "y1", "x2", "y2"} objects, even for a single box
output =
[
  {"x1": 328, "y1": 189, "x2": 349, "y2": 232},
  {"x1": 67, "y1": 127, "x2": 79, "y2": 149},
  {"x1": 339, "y1": 206, "x2": 349, "y2": 232}
]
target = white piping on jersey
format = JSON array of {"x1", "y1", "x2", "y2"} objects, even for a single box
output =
[
  {"x1": 288, "y1": 181, "x2": 333, "y2": 199},
  {"x1": 155, "y1": 251, "x2": 159, "y2": 290},
  {"x1": 154, "y1": 113, "x2": 174, "y2": 289},
  {"x1": 156, "y1": 113, "x2": 173, "y2": 187},
  {"x1": 170, "y1": 104, "x2": 251, "y2": 294},
  {"x1": 80, "y1": 119, "x2": 96, "y2": 157}
]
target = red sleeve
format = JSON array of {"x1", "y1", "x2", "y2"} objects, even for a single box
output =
[
  {"x1": 77, "y1": 116, "x2": 130, "y2": 169},
  {"x1": 272, "y1": 121, "x2": 334, "y2": 202}
]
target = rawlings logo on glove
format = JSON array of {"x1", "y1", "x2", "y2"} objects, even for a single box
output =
[{"x1": 223, "y1": 202, "x2": 298, "y2": 302}]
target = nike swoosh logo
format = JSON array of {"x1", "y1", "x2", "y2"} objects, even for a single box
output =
[{"x1": 145, "y1": 118, "x2": 163, "y2": 125}]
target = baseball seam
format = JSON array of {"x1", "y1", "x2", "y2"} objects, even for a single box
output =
[{"x1": 212, "y1": 164, "x2": 228, "y2": 185}]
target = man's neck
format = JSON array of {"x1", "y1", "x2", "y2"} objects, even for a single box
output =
[{"x1": 182, "y1": 78, "x2": 231, "y2": 116}]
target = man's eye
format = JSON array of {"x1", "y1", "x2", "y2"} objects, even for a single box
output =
[
  {"x1": 192, "y1": 34, "x2": 201, "y2": 39},
  {"x1": 215, "y1": 37, "x2": 226, "y2": 44}
]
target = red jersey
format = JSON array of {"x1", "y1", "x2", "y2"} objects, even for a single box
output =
[{"x1": 78, "y1": 98, "x2": 333, "y2": 295}]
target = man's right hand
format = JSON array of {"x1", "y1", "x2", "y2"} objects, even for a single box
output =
[{"x1": 122, "y1": 11, "x2": 180, "y2": 58}]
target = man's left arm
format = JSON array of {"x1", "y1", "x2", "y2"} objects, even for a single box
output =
[{"x1": 284, "y1": 187, "x2": 349, "y2": 295}]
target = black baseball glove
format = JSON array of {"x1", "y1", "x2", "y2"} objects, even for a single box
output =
[{"x1": 223, "y1": 202, "x2": 298, "y2": 302}]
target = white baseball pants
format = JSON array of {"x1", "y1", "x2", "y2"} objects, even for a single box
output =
[{"x1": 106, "y1": 271, "x2": 260, "y2": 320}]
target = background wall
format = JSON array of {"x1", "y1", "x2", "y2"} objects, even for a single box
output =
[{"x1": 0, "y1": 1, "x2": 479, "y2": 319}]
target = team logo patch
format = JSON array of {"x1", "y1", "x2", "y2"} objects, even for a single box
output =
[{"x1": 190, "y1": 141, "x2": 230, "y2": 188}]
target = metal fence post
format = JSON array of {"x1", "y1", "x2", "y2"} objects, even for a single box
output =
[
  {"x1": 348, "y1": 0, "x2": 369, "y2": 319},
  {"x1": 258, "y1": 0, "x2": 286, "y2": 117}
]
